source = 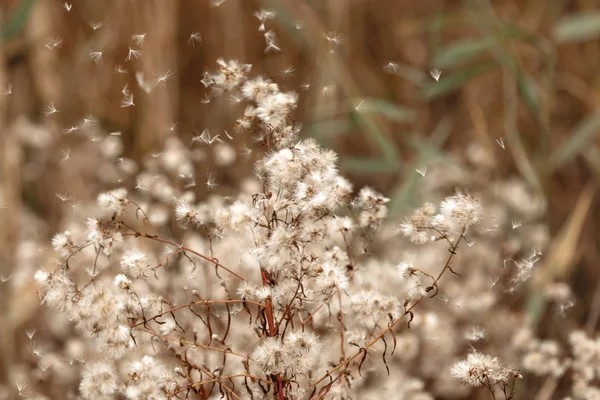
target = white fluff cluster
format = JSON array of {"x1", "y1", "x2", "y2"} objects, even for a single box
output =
[
  {"x1": 86, "y1": 218, "x2": 123, "y2": 256},
  {"x1": 35, "y1": 272, "x2": 136, "y2": 360},
  {"x1": 398, "y1": 191, "x2": 481, "y2": 245},
  {"x1": 120, "y1": 248, "x2": 151, "y2": 279},
  {"x1": 569, "y1": 331, "x2": 600, "y2": 398},
  {"x1": 450, "y1": 351, "x2": 520, "y2": 388},
  {"x1": 252, "y1": 332, "x2": 321, "y2": 377},
  {"x1": 34, "y1": 57, "x2": 546, "y2": 400},
  {"x1": 51, "y1": 231, "x2": 75, "y2": 258},
  {"x1": 124, "y1": 356, "x2": 176, "y2": 399},
  {"x1": 97, "y1": 188, "x2": 129, "y2": 216},
  {"x1": 79, "y1": 361, "x2": 120, "y2": 400}
]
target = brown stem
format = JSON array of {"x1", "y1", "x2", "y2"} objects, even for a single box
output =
[
  {"x1": 133, "y1": 299, "x2": 264, "y2": 328},
  {"x1": 310, "y1": 234, "x2": 464, "y2": 394},
  {"x1": 261, "y1": 269, "x2": 286, "y2": 400},
  {"x1": 121, "y1": 230, "x2": 246, "y2": 281},
  {"x1": 142, "y1": 327, "x2": 251, "y2": 360}
]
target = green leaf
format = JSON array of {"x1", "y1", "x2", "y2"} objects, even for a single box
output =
[
  {"x1": 434, "y1": 36, "x2": 497, "y2": 69},
  {"x1": 1, "y1": 0, "x2": 36, "y2": 42},
  {"x1": 264, "y1": 0, "x2": 310, "y2": 50},
  {"x1": 384, "y1": 62, "x2": 428, "y2": 86},
  {"x1": 526, "y1": 290, "x2": 547, "y2": 327},
  {"x1": 516, "y1": 71, "x2": 541, "y2": 118},
  {"x1": 351, "y1": 109, "x2": 402, "y2": 164},
  {"x1": 583, "y1": 145, "x2": 600, "y2": 178},
  {"x1": 341, "y1": 157, "x2": 400, "y2": 174},
  {"x1": 553, "y1": 12, "x2": 600, "y2": 43},
  {"x1": 421, "y1": 62, "x2": 498, "y2": 99},
  {"x1": 404, "y1": 138, "x2": 456, "y2": 164},
  {"x1": 388, "y1": 170, "x2": 421, "y2": 214},
  {"x1": 351, "y1": 98, "x2": 415, "y2": 122},
  {"x1": 388, "y1": 118, "x2": 456, "y2": 216},
  {"x1": 549, "y1": 112, "x2": 600, "y2": 169},
  {"x1": 305, "y1": 116, "x2": 354, "y2": 147}
]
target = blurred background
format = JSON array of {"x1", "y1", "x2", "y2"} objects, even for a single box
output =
[{"x1": 1, "y1": 0, "x2": 599, "y2": 398}]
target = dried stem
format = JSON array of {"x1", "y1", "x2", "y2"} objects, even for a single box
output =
[{"x1": 309, "y1": 233, "x2": 465, "y2": 395}]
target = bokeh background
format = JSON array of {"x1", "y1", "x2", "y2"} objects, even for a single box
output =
[{"x1": 1, "y1": 0, "x2": 599, "y2": 398}]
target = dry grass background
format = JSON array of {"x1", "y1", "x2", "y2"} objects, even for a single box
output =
[{"x1": 1, "y1": 0, "x2": 600, "y2": 398}]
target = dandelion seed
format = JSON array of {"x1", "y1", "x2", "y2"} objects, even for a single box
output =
[
  {"x1": 229, "y1": 94, "x2": 243, "y2": 103},
  {"x1": 325, "y1": 31, "x2": 344, "y2": 47},
  {"x1": 192, "y1": 129, "x2": 220, "y2": 145},
  {"x1": 114, "y1": 64, "x2": 128, "y2": 74},
  {"x1": 38, "y1": 359, "x2": 51, "y2": 372},
  {"x1": 135, "y1": 71, "x2": 153, "y2": 93},
  {"x1": 31, "y1": 340, "x2": 45, "y2": 357},
  {"x1": 55, "y1": 192, "x2": 72, "y2": 202},
  {"x1": 89, "y1": 20, "x2": 103, "y2": 30},
  {"x1": 88, "y1": 132, "x2": 102, "y2": 142},
  {"x1": 300, "y1": 81, "x2": 311, "y2": 91},
  {"x1": 280, "y1": 66, "x2": 295, "y2": 77},
  {"x1": 293, "y1": 19, "x2": 304, "y2": 30},
  {"x1": 206, "y1": 173, "x2": 219, "y2": 190},
  {"x1": 168, "y1": 123, "x2": 177, "y2": 132},
  {"x1": 63, "y1": 125, "x2": 78, "y2": 134},
  {"x1": 25, "y1": 328, "x2": 36, "y2": 340},
  {"x1": 131, "y1": 33, "x2": 146, "y2": 47},
  {"x1": 45, "y1": 36, "x2": 63, "y2": 50},
  {"x1": 126, "y1": 47, "x2": 142, "y2": 61},
  {"x1": 481, "y1": 225, "x2": 498, "y2": 233},
  {"x1": 224, "y1": 130, "x2": 233, "y2": 140},
  {"x1": 63, "y1": 2, "x2": 72, "y2": 11},
  {"x1": 465, "y1": 326, "x2": 487, "y2": 342},
  {"x1": 200, "y1": 72, "x2": 213, "y2": 87},
  {"x1": 81, "y1": 115, "x2": 96, "y2": 129},
  {"x1": 70, "y1": 199, "x2": 82, "y2": 214},
  {"x1": 511, "y1": 219, "x2": 522, "y2": 229},
  {"x1": 15, "y1": 379, "x2": 27, "y2": 394},
  {"x1": 1, "y1": 273, "x2": 12, "y2": 282},
  {"x1": 430, "y1": 68, "x2": 442, "y2": 81},
  {"x1": 240, "y1": 144, "x2": 252, "y2": 157},
  {"x1": 153, "y1": 69, "x2": 174, "y2": 87},
  {"x1": 200, "y1": 94, "x2": 211, "y2": 104},
  {"x1": 135, "y1": 179, "x2": 148, "y2": 192},
  {"x1": 416, "y1": 167, "x2": 427, "y2": 177},
  {"x1": 109, "y1": 131, "x2": 121, "y2": 136},
  {"x1": 43, "y1": 102, "x2": 59, "y2": 116},
  {"x1": 354, "y1": 100, "x2": 365, "y2": 112},
  {"x1": 74, "y1": 351, "x2": 86, "y2": 364},
  {"x1": 320, "y1": 85, "x2": 335, "y2": 96},
  {"x1": 60, "y1": 148, "x2": 71, "y2": 164},
  {"x1": 188, "y1": 31, "x2": 202, "y2": 46},
  {"x1": 2, "y1": 84, "x2": 11, "y2": 95},
  {"x1": 466, "y1": 239, "x2": 476, "y2": 247},
  {"x1": 489, "y1": 276, "x2": 500, "y2": 289},
  {"x1": 383, "y1": 62, "x2": 399, "y2": 73},
  {"x1": 84, "y1": 265, "x2": 99, "y2": 278},
  {"x1": 263, "y1": 30, "x2": 280, "y2": 52},
  {"x1": 496, "y1": 137, "x2": 505, "y2": 149},
  {"x1": 211, "y1": 0, "x2": 227, "y2": 6},
  {"x1": 254, "y1": 9, "x2": 276, "y2": 31},
  {"x1": 120, "y1": 92, "x2": 134, "y2": 107},
  {"x1": 89, "y1": 51, "x2": 103, "y2": 64},
  {"x1": 556, "y1": 299, "x2": 575, "y2": 316}
]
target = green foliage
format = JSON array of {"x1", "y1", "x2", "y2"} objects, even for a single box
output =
[{"x1": 1, "y1": 0, "x2": 36, "y2": 42}]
